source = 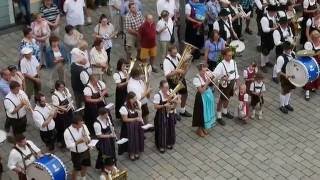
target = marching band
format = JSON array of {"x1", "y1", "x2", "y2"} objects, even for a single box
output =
[{"x1": 1, "y1": 0, "x2": 320, "y2": 179}]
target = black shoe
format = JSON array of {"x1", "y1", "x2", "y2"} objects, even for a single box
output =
[
  {"x1": 272, "y1": 77, "x2": 279, "y2": 84},
  {"x1": 175, "y1": 114, "x2": 181, "y2": 121},
  {"x1": 261, "y1": 66, "x2": 268, "y2": 73},
  {"x1": 180, "y1": 110, "x2": 192, "y2": 117},
  {"x1": 152, "y1": 67, "x2": 159, "y2": 73},
  {"x1": 279, "y1": 106, "x2": 288, "y2": 114},
  {"x1": 159, "y1": 148, "x2": 165, "y2": 153},
  {"x1": 222, "y1": 112, "x2": 234, "y2": 119},
  {"x1": 256, "y1": 46, "x2": 261, "y2": 52},
  {"x1": 217, "y1": 118, "x2": 226, "y2": 126},
  {"x1": 266, "y1": 62, "x2": 274, "y2": 67},
  {"x1": 285, "y1": 104, "x2": 294, "y2": 111}
]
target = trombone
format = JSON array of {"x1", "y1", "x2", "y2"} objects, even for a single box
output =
[{"x1": 204, "y1": 70, "x2": 230, "y2": 101}]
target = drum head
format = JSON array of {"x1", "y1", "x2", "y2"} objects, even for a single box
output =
[
  {"x1": 229, "y1": 40, "x2": 245, "y2": 53},
  {"x1": 27, "y1": 163, "x2": 52, "y2": 180},
  {"x1": 286, "y1": 60, "x2": 308, "y2": 87},
  {"x1": 0, "y1": 130, "x2": 7, "y2": 144}
]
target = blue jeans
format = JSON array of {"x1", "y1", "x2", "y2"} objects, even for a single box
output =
[{"x1": 19, "y1": 0, "x2": 31, "y2": 25}]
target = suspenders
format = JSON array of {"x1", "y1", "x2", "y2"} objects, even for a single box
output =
[
  {"x1": 4, "y1": 98, "x2": 19, "y2": 119},
  {"x1": 34, "y1": 109, "x2": 49, "y2": 131}
]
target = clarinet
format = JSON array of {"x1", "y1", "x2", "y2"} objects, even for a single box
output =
[{"x1": 107, "y1": 116, "x2": 118, "y2": 141}]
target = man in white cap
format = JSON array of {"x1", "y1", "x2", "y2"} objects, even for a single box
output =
[{"x1": 20, "y1": 47, "x2": 41, "y2": 99}]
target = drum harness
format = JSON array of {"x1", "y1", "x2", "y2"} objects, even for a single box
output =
[{"x1": 13, "y1": 143, "x2": 38, "y2": 170}]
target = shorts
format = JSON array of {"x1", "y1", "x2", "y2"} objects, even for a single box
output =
[
  {"x1": 140, "y1": 47, "x2": 157, "y2": 60},
  {"x1": 280, "y1": 75, "x2": 296, "y2": 94},
  {"x1": 71, "y1": 150, "x2": 91, "y2": 171},
  {"x1": 219, "y1": 80, "x2": 235, "y2": 101}
]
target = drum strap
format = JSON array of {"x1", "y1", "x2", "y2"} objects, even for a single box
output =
[
  {"x1": 34, "y1": 110, "x2": 49, "y2": 131},
  {"x1": 67, "y1": 127, "x2": 78, "y2": 153},
  {"x1": 13, "y1": 143, "x2": 37, "y2": 170}
]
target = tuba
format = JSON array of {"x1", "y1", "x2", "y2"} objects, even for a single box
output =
[
  {"x1": 170, "y1": 81, "x2": 185, "y2": 97},
  {"x1": 171, "y1": 42, "x2": 198, "y2": 84},
  {"x1": 127, "y1": 58, "x2": 137, "y2": 75},
  {"x1": 111, "y1": 170, "x2": 128, "y2": 180}
]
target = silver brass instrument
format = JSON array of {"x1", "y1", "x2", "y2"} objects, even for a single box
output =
[
  {"x1": 171, "y1": 42, "x2": 198, "y2": 84},
  {"x1": 204, "y1": 70, "x2": 230, "y2": 101}
]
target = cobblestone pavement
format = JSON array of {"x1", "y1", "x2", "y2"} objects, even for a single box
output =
[{"x1": 1, "y1": 1, "x2": 320, "y2": 180}]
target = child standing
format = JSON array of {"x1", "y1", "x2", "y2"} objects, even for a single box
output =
[
  {"x1": 238, "y1": 84, "x2": 250, "y2": 124},
  {"x1": 250, "y1": 73, "x2": 266, "y2": 119},
  {"x1": 243, "y1": 62, "x2": 258, "y2": 93}
]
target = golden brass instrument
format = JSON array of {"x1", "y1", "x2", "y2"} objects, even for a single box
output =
[
  {"x1": 204, "y1": 71, "x2": 230, "y2": 101},
  {"x1": 111, "y1": 170, "x2": 128, "y2": 180},
  {"x1": 291, "y1": 15, "x2": 301, "y2": 34},
  {"x1": 139, "y1": 63, "x2": 149, "y2": 84},
  {"x1": 169, "y1": 81, "x2": 185, "y2": 99},
  {"x1": 127, "y1": 58, "x2": 136, "y2": 75},
  {"x1": 171, "y1": 42, "x2": 198, "y2": 84},
  {"x1": 18, "y1": 94, "x2": 33, "y2": 112}
]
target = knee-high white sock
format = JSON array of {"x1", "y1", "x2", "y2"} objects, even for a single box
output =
[
  {"x1": 217, "y1": 111, "x2": 222, "y2": 118},
  {"x1": 280, "y1": 94, "x2": 285, "y2": 107},
  {"x1": 284, "y1": 93, "x2": 291, "y2": 106},
  {"x1": 272, "y1": 65, "x2": 277, "y2": 78},
  {"x1": 222, "y1": 108, "x2": 228, "y2": 114},
  {"x1": 256, "y1": 35, "x2": 261, "y2": 46}
]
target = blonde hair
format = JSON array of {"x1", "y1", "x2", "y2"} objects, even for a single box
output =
[
  {"x1": 310, "y1": 30, "x2": 320, "y2": 39},
  {"x1": 77, "y1": 40, "x2": 88, "y2": 50}
]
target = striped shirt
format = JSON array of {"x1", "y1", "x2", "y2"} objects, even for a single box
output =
[{"x1": 40, "y1": 4, "x2": 60, "y2": 23}]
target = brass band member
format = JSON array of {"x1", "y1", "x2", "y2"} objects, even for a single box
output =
[
  {"x1": 94, "y1": 107, "x2": 116, "y2": 170},
  {"x1": 99, "y1": 156, "x2": 120, "y2": 180},
  {"x1": 213, "y1": 9, "x2": 239, "y2": 43},
  {"x1": 7, "y1": 134, "x2": 42, "y2": 180},
  {"x1": 64, "y1": 115, "x2": 91, "y2": 180},
  {"x1": 33, "y1": 92, "x2": 57, "y2": 151},
  {"x1": 305, "y1": 10, "x2": 320, "y2": 42},
  {"x1": 303, "y1": 30, "x2": 320, "y2": 100},
  {"x1": 163, "y1": 45, "x2": 192, "y2": 118},
  {"x1": 153, "y1": 80, "x2": 179, "y2": 153},
  {"x1": 52, "y1": 80, "x2": 73, "y2": 148},
  {"x1": 192, "y1": 63, "x2": 216, "y2": 137},
  {"x1": 118, "y1": 92, "x2": 144, "y2": 161},
  {"x1": 212, "y1": 48, "x2": 240, "y2": 126},
  {"x1": 300, "y1": 0, "x2": 318, "y2": 44},
  {"x1": 113, "y1": 58, "x2": 129, "y2": 119},
  {"x1": 4, "y1": 81, "x2": 30, "y2": 135},
  {"x1": 276, "y1": 41, "x2": 295, "y2": 114},
  {"x1": 273, "y1": 16, "x2": 294, "y2": 57},
  {"x1": 84, "y1": 74, "x2": 108, "y2": 135}
]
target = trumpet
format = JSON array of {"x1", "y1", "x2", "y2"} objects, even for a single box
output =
[
  {"x1": 18, "y1": 94, "x2": 33, "y2": 112},
  {"x1": 46, "y1": 103, "x2": 65, "y2": 114},
  {"x1": 204, "y1": 71, "x2": 230, "y2": 101}
]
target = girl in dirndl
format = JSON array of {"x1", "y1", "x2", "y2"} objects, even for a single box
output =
[
  {"x1": 118, "y1": 92, "x2": 144, "y2": 161},
  {"x1": 243, "y1": 62, "x2": 257, "y2": 94},
  {"x1": 153, "y1": 80, "x2": 179, "y2": 153},
  {"x1": 192, "y1": 63, "x2": 216, "y2": 137},
  {"x1": 113, "y1": 58, "x2": 129, "y2": 119},
  {"x1": 238, "y1": 84, "x2": 250, "y2": 123},
  {"x1": 94, "y1": 107, "x2": 116, "y2": 170}
]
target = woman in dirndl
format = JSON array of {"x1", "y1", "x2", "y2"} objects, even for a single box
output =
[
  {"x1": 300, "y1": 0, "x2": 318, "y2": 45},
  {"x1": 192, "y1": 63, "x2": 216, "y2": 137},
  {"x1": 153, "y1": 80, "x2": 178, "y2": 153},
  {"x1": 52, "y1": 80, "x2": 73, "y2": 148},
  {"x1": 94, "y1": 107, "x2": 116, "y2": 170},
  {"x1": 83, "y1": 74, "x2": 108, "y2": 135},
  {"x1": 118, "y1": 92, "x2": 144, "y2": 161},
  {"x1": 113, "y1": 58, "x2": 129, "y2": 119}
]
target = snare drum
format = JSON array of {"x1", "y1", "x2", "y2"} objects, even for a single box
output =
[
  {"x1": 286, "y1": 56, "x2": 320, "y2": 87},
  {"x1": 229, "y1": 40, "x2": 245, "y2": 53},
  {"x1": 27, "y1": 154, "x2": 67, "y2": 180}
]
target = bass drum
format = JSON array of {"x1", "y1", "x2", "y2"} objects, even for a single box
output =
[
  {"x1": 27, "y1": 154, "x2": 67, "y2": 180},
  {"x1": 286, "y1": 56, "x2": 320, "y2": 87}
]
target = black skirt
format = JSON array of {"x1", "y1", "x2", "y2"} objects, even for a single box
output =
[
  {"x1": 84, "y1": 102, "x2": 105, "y2": 135},
  {"x1": 115, "y1": 86, "x2": 127, "y2": 119},
  {"x1": 154, "y1": 110, "x2": 176, "y2": 149},
  {"x1": 192, "y1": 92, "x2": 204, "y2": 128},
  {"x1": 54, "y1": 110, "x2": 72, "y2": 144},
  {"x1": 118, "y1": 121, "x2": 144, "y2": 155},
  {"x1": 95, "y1": 137, "x2": 116, "y2": 169}
]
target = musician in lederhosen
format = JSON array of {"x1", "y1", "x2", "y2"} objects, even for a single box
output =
[
  {"x1": 213, "y1": 8, "x2": 239, "y2": 43},
  {"x1": 305, "y1": 10, "x2": 320, "y2": 43},
  {"x1": 229, "y1": 0, "x2": 246, "y2": 40},
  {"x1": 118, "y1": 92, "x2": 144, "y2": 161},
  {"x1": 94, "y1": 107, "x2": 116, "y2": 170},
  {"x1": 192, "y1": 63, "x2": 216, "y2": 137},
  {"x1": 260, "y1": 5, "x2": 278, "y2": 73},
  {"x1": 212, "y1": 48, "x2": 240, "y2": 126},
  {"x1": 303, "y1": 30, "x2": 320, "y2": 100},
  {"x1": 276, "y1": 41, "x2": 296, "y2": 114},
  {"x1": 4, "y1": 81, "x2": 31, "y2": 135},
  {"x1": 300, "y1": 0, "x2": 318, "y2": 45},
  {"x1": 33, "y1": 93, "x2": 57, "y2": 151},
  {"x1": 163, "y1": 45, "x2": 192, "y2": 118},
  {"x1": 83, "y1": 74, "x2": 108, "y2": 136},
  {"x1": 113, "y1": 58, "x2": 129, "y2": 119},
  {"x1": 250, "y1": 72, "x2": 266, "y2": 120},
  {"x1": 153, "y1": 80, "x2": 178, "y2": 153},
  {"x1": 254, "y1": 0, "x2": 267, "y2": 50},
  {"x1": 52, "y1": 80, "x2": 74, "y2": 148},
  {"x1": 273, "y1": 16, "x2": 294, "y2": 57},
  {"x1": 64, "y1": 115, "x2": 91, "y2": 180},
  {"x1": 70, "y1": 40, "x2": 90, "y2": 109},
  {"x1": 7, "y1": 134, "x2": 42, "y2": 180}
]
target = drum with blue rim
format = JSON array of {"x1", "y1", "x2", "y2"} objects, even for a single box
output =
[
  {"x1": 286, "y1": 56, "x2": 320, "y2": 87},
  {"x1": 27, "y1": 154, "x2": 67, "y2": 180}
]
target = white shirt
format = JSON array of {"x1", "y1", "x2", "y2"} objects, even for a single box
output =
[
  {"x1": 213, "y1": 59, "x2": 239, "y2": 80},
  {"x1": 185, "y1": 4, "x2": 192, "y2": 15},
  {"x1": 304, "y1": 41, "x2": 320, "y2": 51},
  {"x1": 163, "y1": 54, "x2": 181, "y2": 76},
  {"x1": 7, "y1": 140, "x2": 41, "y2": 170},
  {"x1": 127, "y1": 78, "x2": 147, "y2": 104},
  {"x1": 64, "y1": 124, "x2": 91, "y2": 153},
  {"x1": 80, "y1": 67, "x2": 92, "y2": 85},
  {"x1": 4, "y1": 90, "x2": 29, "y2": 118},
  {"x1": 276, "y1": 52, "x2": 295, "y2": 73},
  {"x1": 250, "y1": 81, "x2": 266, "y2": 93},
  {"x1": 213, "y1": 19, "x2": 232, "y2": 39},
  {"x1": 240, "y1": 93, "x2": 249, "y2": 102},
  {"x1": 94, "y1": 116, "x2": 112, "y2": 136},
  {"x1": 119, "y1": 101, "x2": 142, "y2": 116},
  {"x1": 153, "y1": 90, "x2": 169, "y2": 104},
  {"x1": 64, "y1": 0, "x2": 85, "y2": 26},
  {"x1": 193, "y1": 74, "x2": 207, "y2": 88},
  {"x1": 20, "y1": 56, "x2": 39, "y2": 77},
  {"x1": 157, "y1": 0, "x2": 176, "y2": 18},
  {"x1": 70, "y1": 48, "x2": 90, "y2": 68},
  {"x1": 32, "y1": 105, "x2": 55, "y2": 131},
  {"x1": 254, "y1": 0, "x2": 263, "y2": 10},
  {"x1": 52, "y1": 88, "x2": 73, "y2": 107},
  {"x1": 303, "y1": 0, "x2": 316, "y2": 9},
  {"x1": 261, "y1": 13, "x2": 276, "y2": 33},
  {"x1": 156, "y1": 18, "x2": 174, "y2": 42},
  {"x1": 89, "y1": 47, "x2": 108, "y2": 75},
  {"x1": 83, "y1": 81, "x2": 106, "y2": 96},
  {"x1": 273, "y1": 26, "x2": 293, "y2": 46},
  {"x1": 243, "y1": 68, "x2": 258, "y2": 79},
  {"x1": 113, "y1": 71, "x2": 126, "y2": 84}
]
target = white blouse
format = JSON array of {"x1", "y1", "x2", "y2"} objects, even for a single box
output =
[{"x1": 83, "y1": 81, "x2": 106, "y2": 96}]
